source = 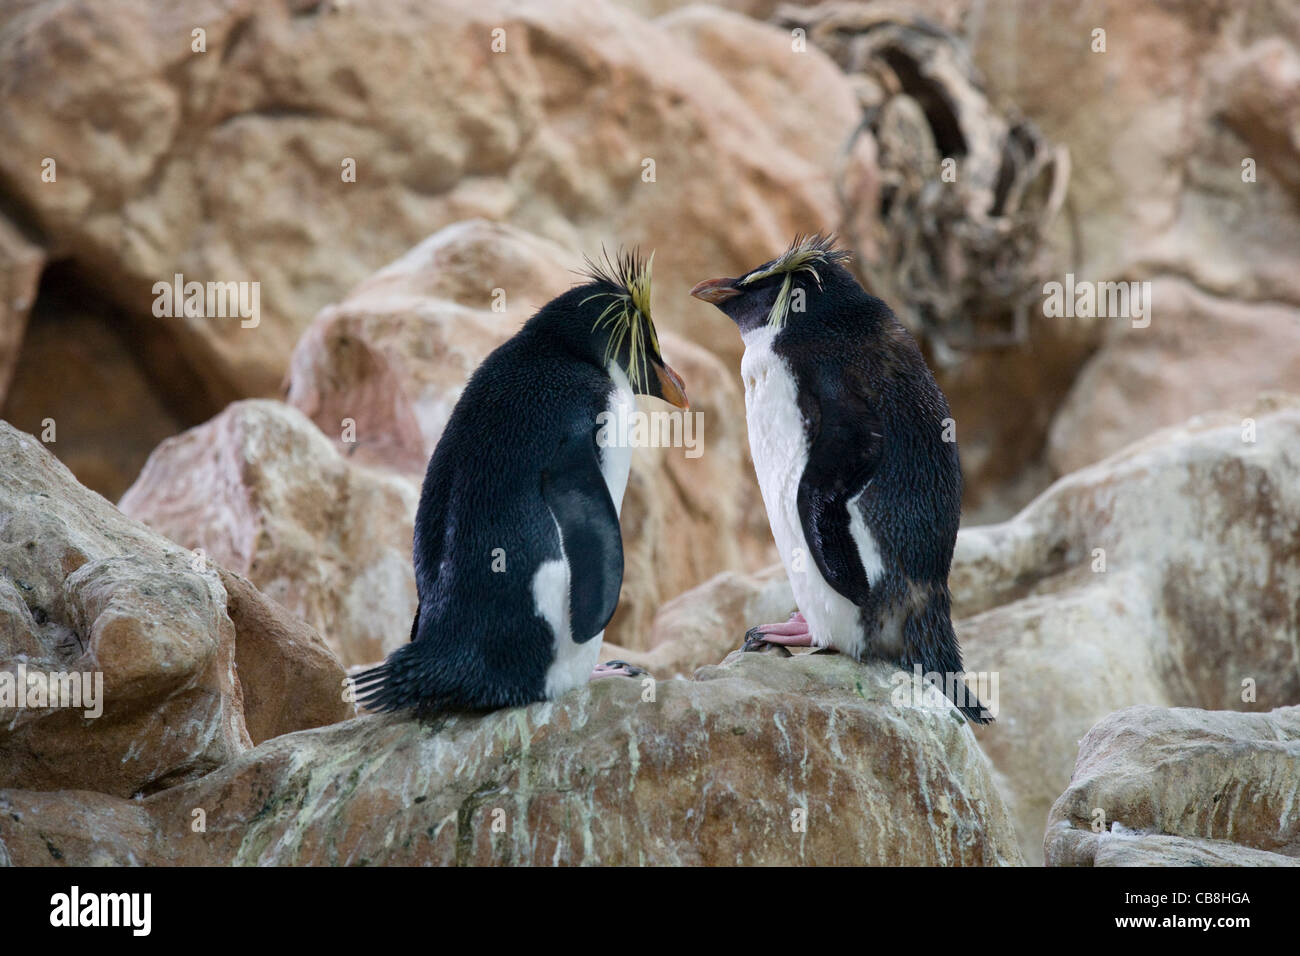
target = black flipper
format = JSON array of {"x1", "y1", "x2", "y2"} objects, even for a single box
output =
[
  {"x1": 795, "y1": 369, "x2": 991, "y2": 724},
  {"x1": 795, "y1": 368, "x2": 884, "y2": 605},
  {"x1": 541, "y1": 428, "x2": 624, "y2": 644}
]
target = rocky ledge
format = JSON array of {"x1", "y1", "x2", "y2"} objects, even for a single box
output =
[{"x1": 1, "y1": 649, "x2": 1020, "y2": 866}]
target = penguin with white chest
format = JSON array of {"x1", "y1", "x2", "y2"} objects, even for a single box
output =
[
  {"x1": 691, "y1": 235, "x2": 990, "y2": 723},
  {"x1": 353, "y1": 252, "x2": 688, "y2": 717}
]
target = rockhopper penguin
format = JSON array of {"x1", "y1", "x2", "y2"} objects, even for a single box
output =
[
  {"x1": 353, "y1": 251, "x2": 688, "y2": 716},
  {"x1": 691, "y1": 235, "x2": 991, "y2": 723}
]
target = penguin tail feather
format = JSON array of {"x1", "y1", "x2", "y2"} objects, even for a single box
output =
[
  {"x1": 351, "y1": 642, "x2": 446, "y2": 717},
  {"x1": 903, "y1": 595, "x2": 994, "y2": 725}
]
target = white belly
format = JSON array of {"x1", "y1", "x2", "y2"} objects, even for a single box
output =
[
  {"x1": 740, "y1": 327, "x2": 866, "y2": 657},
  {"x1": 597, "y1": 363, "x2": 635, "y2": 516},
  {"x1": 539, "y1": 364, "x2": 634, "y2": 698}
]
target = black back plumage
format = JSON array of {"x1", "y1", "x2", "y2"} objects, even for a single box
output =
[{"x1": 353, "y1": 255, "x2": 676, "y2": 717}]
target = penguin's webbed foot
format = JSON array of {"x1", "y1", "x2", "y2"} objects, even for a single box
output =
[
  {"x1": 590, "y1": 660, "x2": 647, "y2": 680},
  {"x1": 742, "y1": 611, "x2": 813, "y2": 653},
  {"x1": 742, "y1": 628, "x2": 792, "y2": 655}
]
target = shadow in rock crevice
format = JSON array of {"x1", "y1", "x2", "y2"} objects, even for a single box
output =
[{"x1": 1, "y1": 260, "x2": 226, "y2": 501}]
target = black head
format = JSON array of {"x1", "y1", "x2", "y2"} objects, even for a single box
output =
[
  {"x1": 526, "y1": 249, "x2": 688, "y2": 408},
  {"x1": 690, "y1": 234, "x2": 856, "y2": 338}
]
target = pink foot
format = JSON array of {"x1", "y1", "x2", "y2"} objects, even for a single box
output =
[
  {"x1": 590, "y1": 660, "x2": 647, "y2": 680},
  {"x1": 743, "y1": 611, "x2": 814, "y2": 650}
]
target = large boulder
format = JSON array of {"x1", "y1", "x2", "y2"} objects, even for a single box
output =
[
  {"x1": 0, "y1": 420, "x2": 352, "y2": 799},
  {"x1": 952, "y1": 393, "x2": 1300, "y2": 863},
  {"x1": 119, "y1": 400, "x2": 420, "y2": 667},
  {"x1": 0, "y1": 0, "x2": 866, "y2": 403},
  {"x1": 1045, "y1": 704, "x2": 1300, "y2": 866},
  {"x1": 0, "y1": 653, "x2": 1022, "y2": 865}
]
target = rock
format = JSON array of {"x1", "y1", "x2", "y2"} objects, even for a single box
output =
[
  {"x1": 950, "y1": 393, "x2": 1300, "y2": 863},
  {"x1": 284, "y1": 221, "x2": 582, "y2": 474},
  {"x1": 0, "y1": 789, "x2": 156, "y2": 867},
  {"x1": 1069, "y1": 833, "x2": 1300, "y2": 867},
  {"x1": 602, "y1": 565, "x2": 794, "y2": 677},
  {"x1": 118, "y1": 399, "x2": 419, "y2": 667},
  {"x1": 1048, "y1": 277, "x2": 1300, "y2": 475},
  {"x1": 1045, "y1": 704, "x2": 1300, "y2": 866},
  {"x1": 0, "y1": 0, "x2": 866, "y2": 400},
  {"x1": 1217, "y1": 36, "x2": 1300, "y2": 198},
  {"x1": 0, "y1": 271, "x2": 193, "y2": 501},
  {"x1": 0, "y1": 420, "x2": 353, "y2": 799},
  {"x1": 963, "y1": 0, "x2": 1300, "y2": 308},
  {"x1": 957, "y1": 1, "x2": 1300, "y2": 487},
  {"x1": 0, "y1": 421, "x2": 248, "y2": 797},
  {"x1": 0, "y1": 653, "x2": 1023, "y2": 865},
  {"x1": 659, "y1": 5, "x2": 860, "y2": 171},
  {"x1": 284, "y1": 220, "x2": 771, "y2": 652},
  {"x1": 0, "y1": 216, "x2": 43, "y2": 407},
  {"x1": 217, "y1": 567, "x2": 355, "y2": 745}
]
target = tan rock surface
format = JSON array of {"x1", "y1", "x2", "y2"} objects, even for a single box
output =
[
  {"x1": 1063, "y1": 833, "x2": 1300, "y2": 867},
  {"x1": 0, "y1": 216, "x2": 43, "y2": 407},
  {"x1": 952, "y1": 394, "x2": 1300, "y2": 863},
  {"x1": 0, "y1": 283, "x2": 191, "y2": 501},
  {"x1": 1048, "y1": 277, "x2": 1300, "y2": 475},
  {"x1": 0, "y1": 653, "x2": 1022, "y2": 866},
  {"x1": 119, "y1": 399, "x2": 420, "y2": 667},
  {"x1": 966, "y1": 1, "x2": 1300, "y2": 478},
  {"x1": 940, "y1": 0, "x2": 1300, "y2": 306},
  {"x1": 1045, "y1": 704, "x2": 1300, "y2": 866},
  {"x1": 0, "y1": 0, "x2": 865, "y2": 398},
  {"x1": 603, "y1": 565, "x2": 795, "y2": 676},
  {"x1": 0, "y1": 420, "x2": 354, "y2": 799},
  {"x1": 0, "y1": 421, "x2": 248, "y2": 797},
  {"x1": 217, "y1": 567, "x2": 355, "y2": 745}
]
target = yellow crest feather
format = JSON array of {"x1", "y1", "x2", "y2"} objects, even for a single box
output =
[
  {"x1": 740, "y1": 233, "x2": 852, "y2": 329},
  {"x1": 580, "y1": 248, "x2": 658, "y2": 393}
]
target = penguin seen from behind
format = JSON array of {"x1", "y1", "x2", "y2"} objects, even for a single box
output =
[
  {"x1": 353, "y1": 251, "x2": 687, "y2": 717},
  {"x1": 691, "y1": 235, "x2": 991, "y2": 723}
]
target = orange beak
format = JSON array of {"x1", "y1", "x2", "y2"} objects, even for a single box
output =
[{"x1": 654, "y1": 360, "x2": 689, "y2": 409}]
